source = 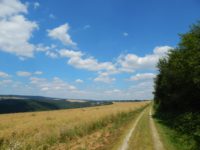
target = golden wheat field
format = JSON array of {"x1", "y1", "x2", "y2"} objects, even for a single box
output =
[{"x1": 0, "y1": 102, "x2": 149, "y2": 150}]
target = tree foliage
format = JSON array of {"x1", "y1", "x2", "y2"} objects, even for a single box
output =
[{"x1": 154, "y1": 22, "x2": 200, "y2": 112}]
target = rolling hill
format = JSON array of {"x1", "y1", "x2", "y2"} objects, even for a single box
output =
[{"x1": 0, "y1": 95, "x2": 112, "y2": 114}]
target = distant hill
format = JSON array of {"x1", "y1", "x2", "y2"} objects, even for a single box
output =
[{"x1": 0, "y1": 95, "x2": 112, "y2": 114}]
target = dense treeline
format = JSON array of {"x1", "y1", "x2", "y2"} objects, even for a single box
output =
[
  {"x1": 154, "y1": 22, "x2": 200, "y2": 150},
  {"x1": 154, "y1": 22, "x2": 200, "y2": 112}
]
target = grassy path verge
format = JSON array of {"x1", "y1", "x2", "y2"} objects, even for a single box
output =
[
  {"x1": 152, "y1": 106, "x2": 197, "y2": 150},
  {"x1": 154, "y1": 120, "x2": 179, "y2": 150}
]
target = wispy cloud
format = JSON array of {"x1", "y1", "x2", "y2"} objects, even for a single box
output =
[
  {"x1": 49, "y1": 13, "x2": 56, "y2": 19},
  {"x1": 83, "y1": 25, "x2": 91, "y2": 30},
  {"x1": 123, "y1": 32, "x2": 128, "y2": 37},
  {"x1": 94, "y1": 72, "x2": 116, "y2": 83},
  {"x1": 129, "y1": 73, "x2": 156, "y2": 81},
  {"x1": 33, "y1": 2, "x2": 40, "y2": 9},
  {"x1": 16, "y1": 71, "x2": 43, "y2": 77},
  {"x1": 16, "y1": 71, "x2": 32, "y2": 77},
  {"x1": 0, "y1": 71, "x2": 10, "y2": 78}
]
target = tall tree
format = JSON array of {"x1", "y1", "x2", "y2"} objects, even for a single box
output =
[{"x1": 154, "y1": 22, "x2": 200, "y2": 112}]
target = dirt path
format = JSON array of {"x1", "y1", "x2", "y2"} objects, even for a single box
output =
[
  {"x1": 149, "y1": 107, "x2": 165, "y2": 150},
  {"x1": 118, "y1": 109, "x2": 146, "y2": 150},
  {"x1": 118, "y1": 106, "x2": 165, "y2": 150}
]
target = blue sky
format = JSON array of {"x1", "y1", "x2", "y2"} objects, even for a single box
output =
[{"x1": 0, "y1": 0, "x2": 199, "y2": 100}]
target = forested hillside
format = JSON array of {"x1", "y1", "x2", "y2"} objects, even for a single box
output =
[{"x1": 0, "y1": 95, "x2": 112, "y2": 114}]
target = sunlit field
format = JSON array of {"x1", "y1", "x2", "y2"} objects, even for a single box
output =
[{"x1": 0, "y1": 102, "x2": 149, "y2": 149}]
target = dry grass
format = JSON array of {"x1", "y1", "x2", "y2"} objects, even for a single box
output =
[{"x1": 0, "y1": 102, "x2": 149, "y2": 149}]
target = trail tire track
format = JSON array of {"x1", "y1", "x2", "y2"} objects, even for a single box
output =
[
  {"x1": 118, "y1": 109, "x2": 146, "y2": 150},
  {"x1": 149, "y1": 107, "x2": 165, "y2": 150}
]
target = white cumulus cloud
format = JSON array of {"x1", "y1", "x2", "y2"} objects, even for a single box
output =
[
  {"x1": 0, "y1": 0, "x2": 38, "y2": 58},
  {"x1": 0, "y1": 0, "x2": 27, "y2": 18},
  {"x1": 117, "y1": 46, "x2": 172, "y2": 71},
  {"x1": 75, "y1": 79, "x2": 83, "y2": 83},
  {"x1": 59, "y1": 49, "x2": 117, "y2": 72},
  {"x1": 47, "y1": 23, "x2": 76, "y2": 46},
  {"x1": 59, "y1": 49, "x2": 83, "y2": 58},
  {"x1": 58, "y1": 46, "x2": 172, "y2": 84},
  {"x1": 153, "y1": 46, "x2": 172, "y2": 55}
]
